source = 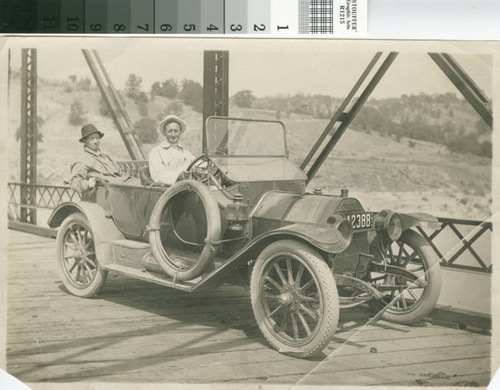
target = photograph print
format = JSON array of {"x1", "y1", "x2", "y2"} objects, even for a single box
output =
[{"x1": 1, "y1": 37, "x2": 497, "y2": 388}]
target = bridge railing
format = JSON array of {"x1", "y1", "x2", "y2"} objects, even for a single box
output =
[
  {"x1": 416, "y1": 217, "x2": 492, "y2": 274},
  {"x1": 7, "y1": 180, "x2": 492, "y2": 274}
]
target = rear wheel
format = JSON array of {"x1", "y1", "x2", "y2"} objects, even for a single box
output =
[
  {"x1": 251, "y1": 240, "x2": 339, "y2": 358},
  {"x1": 56, "y1": 213, "x2": 108, "y2": 297},
  {"x1": 367, "y1": 229, "x2": 441, "y2": 324}
]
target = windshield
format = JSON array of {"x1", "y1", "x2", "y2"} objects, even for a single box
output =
[{"x1": 206, "y1": 117, "x2": 287, "y2": 157}]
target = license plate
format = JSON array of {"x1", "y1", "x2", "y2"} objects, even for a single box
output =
[{"x1": 345, "y1": 212, "x2": 373, "y2": 230}]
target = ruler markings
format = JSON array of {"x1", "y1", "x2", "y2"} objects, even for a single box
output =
[
  {"x1": 224, "y1": 0, "x2": 247, "y2": 34},
  {"x1": 310, "y1": 0, "x2": 333, "y2": 34},
  {"x1": 61, "y1": 0, "x2": 84, "y2": 33},
  {"x1": 271, "y1": 0, "x2": 299, "y2": 34},
  {"x1": 177, "y1": 0, "x2": 200, "y2": 34},
  {"x1": 85, "y1": 0, "x2": 108, "y2": 33},
  {"x1": 201, "y1": 0, "x2": 224, "y2": 34},
  {"x1": 107, "y1": 0, "x2": 131, "y2": 33},
  {"x1": 298, "y1": 0, "x2": 310, "y2": 34},
  {"x1": 37, "y1": 0, "x2": 61, "y2": 33},
  {"x1": 154, "y1": 0, "x2": 177, "y2": 34},
  {"x1": 130, "y1": 0, "x2": 154, "y2": 33},
  {"x1": 247, "y1": 0, "x2": 270, "y2": 35},
  {"x1": 5, "y1": 0, "x2": 350, "y2": 35}
]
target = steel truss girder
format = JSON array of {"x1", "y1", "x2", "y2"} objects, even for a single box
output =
[
  {"x1": 428, "y1": 53, "x2": 492, "y2": 129},
  {"x1": 302, "y1": 51, "x2": 492, "y2": 184},
  {"x1": 82, "y1": 49, "x2": 145, "y2": 160},
  {"x1": 203, "y1": 51, "x2": 229, "y2": 152},
  {"x1": 20, "y1": 48, "x2": 38, "y2": 224},
  {"x1": 303, "y1": 52, "x2": 399, "y2": 184}
]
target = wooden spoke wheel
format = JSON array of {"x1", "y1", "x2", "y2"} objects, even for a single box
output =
[
  {"x1": 368, "y1": 229, "x2": 441, "y2": 324},
  {"x1": 251, "y1": 240, "x2": 339, "y2": 358},
  {"x1": 56, "y1": 213, "x2": 108, "y2": 298}
]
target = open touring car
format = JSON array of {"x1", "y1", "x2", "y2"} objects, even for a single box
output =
[{"x1": 48, "y1": 116, "x2": 441, "y2": 358}]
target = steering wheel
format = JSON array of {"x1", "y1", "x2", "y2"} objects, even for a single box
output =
[{"x1": 185, "y1": 154, "x2": 220, "y2": 183}]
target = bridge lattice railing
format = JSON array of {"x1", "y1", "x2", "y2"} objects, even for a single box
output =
[{"x1": 7, "y1": 179, "x2": 492, "y2": 274}]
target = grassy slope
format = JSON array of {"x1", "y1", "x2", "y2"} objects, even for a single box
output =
[{"x1": 7, "y1": 81, "x2": 491, "y2": 220}]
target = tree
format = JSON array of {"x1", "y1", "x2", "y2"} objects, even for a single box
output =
[
  {"x1": 232, "y1": 90, "x2": 256, "y2": 108},
  {"x1": 179, "y1": 79, "x2": 203, "y2": 112},
  {"x1": 137, "y1": 99, "x2": 148, "y2": 117},
  {"x1": 166, "y1": 101, "x2": 184, "y2": 117},
  {"x1": 134, "y1": 117, "x2": 158, "y2": 143},
  {"x1": 125, "y1": 74, "x2": 143, "y2": 99},
  {"x1": 162, "y1": 79, "x2": 178, "y2": 99},
  {"x1": 475, "y1": 119, "x2": 491, "y2": 134},
  {"x1": 151, "y1": 79, "x2": 178, "y2": 99},
  {"x1": 98, "y1": 96, "x2": 110, "y2": 117},
  {"x1": 78, "y1": 77, "x2": 91, "y2": 91},
  {"x1": 69, "y1": 101, "x2": 86, "y2": 125},
  {"x1": 15, "y1": 116, "x2": 45, "y2": 143}
]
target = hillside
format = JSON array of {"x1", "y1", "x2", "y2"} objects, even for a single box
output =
[{"x1": 7, "y1": 78, "x2": 492, "y2": 220}]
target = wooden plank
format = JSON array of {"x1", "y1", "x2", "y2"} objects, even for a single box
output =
[
  {"x1": 266, "y1": 357, "x2": 491, "y2": 386},
  {"x1": 6, "y1": 229, "x2": 492, "y2": 385},
  {"x1": 8, "y1": 221, "x2": 57, "y2": 238}
]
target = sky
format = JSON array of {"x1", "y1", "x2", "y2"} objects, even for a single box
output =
[{"x1": 4, "y1": 37, "x2": 493, "y2": 100}]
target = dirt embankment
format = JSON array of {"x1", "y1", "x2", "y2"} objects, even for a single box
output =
[{"x1": 7, "y1": 83, "x2": 492, "y2": 221}]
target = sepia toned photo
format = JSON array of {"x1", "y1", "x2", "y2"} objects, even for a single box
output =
[{"x1": 0, "y1": 37, "x2": 497, "y2": 388}]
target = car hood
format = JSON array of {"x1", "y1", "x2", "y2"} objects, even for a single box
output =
[{"x1": 250, "y1": 191, "x2": 365, "y2": 225}]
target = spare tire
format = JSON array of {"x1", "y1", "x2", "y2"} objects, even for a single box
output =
[{"x1": 148, "y1": 180, "x2": 221, "y2": 281}]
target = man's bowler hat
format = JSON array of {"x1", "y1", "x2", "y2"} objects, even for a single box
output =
[{"x1": 79, "y1": 124, "x2": 104, "y2": 143}]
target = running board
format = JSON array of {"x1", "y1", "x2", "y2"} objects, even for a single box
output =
[{"x1": 104, "y1": 263, "x2": 201, "y2": 292}]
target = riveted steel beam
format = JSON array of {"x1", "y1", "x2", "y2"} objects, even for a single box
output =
[
  {"x1": 305, "y1": 52, "x2": 399, "y2": 184},
  {"x1": 203, "y1": 51, "x2": 229, "y2": 152},
  {"x1": 82, "y1": 49, "x2": 145, "y2": 160},
  {"x1": 20, "y1": 48, "x2": 38, "y2": 224},
  {"x1": 429, "y1": 53, "x2": 492, "y2": 129}
]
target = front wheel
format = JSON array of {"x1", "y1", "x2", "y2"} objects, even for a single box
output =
[
  {"x1": 250, "y1": 240, "x2": 339, "y2": 358},
  {"x1": 56, "y1": 213, "x2": 108, "y2": 298},
  {"x1": 367, "y1": 229, "x2": 441, "y2": 324}
]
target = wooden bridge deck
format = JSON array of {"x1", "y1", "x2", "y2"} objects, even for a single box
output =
[{"x1": 6, "y1": 230, "x2": 491, "y2": 387}]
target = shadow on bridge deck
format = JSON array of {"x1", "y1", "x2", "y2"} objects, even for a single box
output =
[{"x1": 6, "y1": 230, "x2": 491, "y2": 386}]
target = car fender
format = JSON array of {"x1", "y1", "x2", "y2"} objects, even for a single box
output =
[
  {"x1": 193, "y1": 222, "x2": 350, "y2": 291},
  {"x1": 48, "y1": 201, "x2": 125, "y2": 265},
  {"x1": 262, "y1": 223, "x2": 351, "y2": 254},
  {"x1": 400, "y1": 212, "x2": 440, "y2": 231}
]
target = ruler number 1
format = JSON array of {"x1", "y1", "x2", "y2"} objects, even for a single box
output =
[{"x1": 277, "y1": 25, "x2": 289, "y2": 31}]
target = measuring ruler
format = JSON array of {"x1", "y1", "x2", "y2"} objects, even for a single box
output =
[{"x1": 1, "y1": 0, "x2": 366, "y2": 35}]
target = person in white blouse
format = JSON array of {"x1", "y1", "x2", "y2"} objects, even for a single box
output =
[{"x1": 148, "y1": 115, "x2": 195, "y2": 185}]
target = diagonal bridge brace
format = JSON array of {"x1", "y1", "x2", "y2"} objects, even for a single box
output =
[{"x1": 302, "y1": 52, "x2": 399, "y2": 184}]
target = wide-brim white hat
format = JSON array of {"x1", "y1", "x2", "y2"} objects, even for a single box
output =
[{"x1": 158, "y1": 114, "x2": 187, "y2": 135}]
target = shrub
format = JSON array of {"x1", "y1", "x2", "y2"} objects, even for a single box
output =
[
  {"x1": 157, "y1": 101, "x2": 184, "y2": 120},
  {"x1": 69, "y1": 101, "x2": 86, "y2": 125},
  {"x1": 137, "y1": 99, "x2": 148, "y2": 117},
  {"x1": 98, "y1": 96, "x2": 110, "y2": 117},
  {"x1": 134, "y1": 117, "x2": 158, "y2": 144}
]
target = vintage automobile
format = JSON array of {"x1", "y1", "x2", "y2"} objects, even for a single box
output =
[{"x1": 48, "y1": 116, "x2": 442, "y2": 358}]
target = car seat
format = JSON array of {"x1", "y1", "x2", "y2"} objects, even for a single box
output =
[{"x1": 139, "y1": 166, "x2": 155, "y2": 186}]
